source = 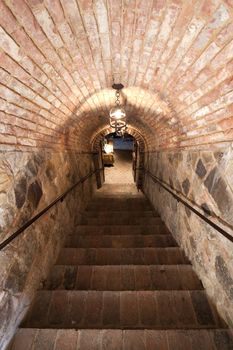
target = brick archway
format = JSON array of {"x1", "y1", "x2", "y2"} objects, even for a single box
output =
[{"x1": 91, "y1": 125, "x2": 147, "y2": 152}]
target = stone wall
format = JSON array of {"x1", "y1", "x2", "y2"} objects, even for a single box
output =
[
  {"x1": 0, "y1": 150, "x2": 96, "y2": 349},
  {"x1": 143, "y1": 145, "x2": 233, "y2": 327}
]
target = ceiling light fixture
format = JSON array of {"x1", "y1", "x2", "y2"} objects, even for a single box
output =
[{"x1": 109, "y1": 83, "x2": 127, "y2": 136}]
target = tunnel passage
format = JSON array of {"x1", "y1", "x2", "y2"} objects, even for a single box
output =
[
  {"x1": 101, "y1": 133, "x2": 135, "y2": 185},
  {"x1": 0, "y1": 0, "x2": 233, "y2": 349}
]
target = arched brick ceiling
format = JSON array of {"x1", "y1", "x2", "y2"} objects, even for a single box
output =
[
  {"x1": 0, "y1": 0, "x2": 233, "y2": 151},
  {"x1": 67, "y1": 87, "x2": 172, "y2": 150}
]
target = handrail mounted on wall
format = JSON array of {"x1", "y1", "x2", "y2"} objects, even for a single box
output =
[
  {"x1": 143, "y1": 168, "x2": 233, "y2": 243},
  {"x1": 0, "y1": 168, "x2": 101, "y2": 251}
]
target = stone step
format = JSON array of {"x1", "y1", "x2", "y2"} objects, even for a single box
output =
[
  {"x1": 75, "y1": 224, "x2": 169, "y2": 235},
  {"x1": 84, "y1": 210, "x2": 157, "y2": 218},
  {"x1": 9, "y1": 329, "x2": 233, "y2": 350},
  {"x1": 65, "y1": 234, "x2": 177, "y2": 248},
  {"x1": 87, "y1": 202, "x2": 152, "y2": 211},
  {"x1": 94, "y1": 183, "x2": 141, "y2": 194},
  {"x1": 22, "y1": 290, "x2": 226, "y2": 330},
  {"x1": 79, "y1": 217, "x2": 162, "y2": 225},
  {"x1": 91, "y1": 196, "x2": 149, "y2": 202},
  {"x1": 94, "y1": 195, "x2": 145, "y2": 200},
  {"x1": 43, "y1": 265, "x2": 203, "y2": 291},
  {"x1": 95, "y1": 185, "x2": 143, "y2": 192},
  {"x1": 57, "y1": 247, "x2": 190, "y2": 265}
]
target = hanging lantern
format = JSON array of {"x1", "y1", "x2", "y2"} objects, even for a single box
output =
[{"x1": 109, "y1": 84, "x2": 127, "y2": 136}]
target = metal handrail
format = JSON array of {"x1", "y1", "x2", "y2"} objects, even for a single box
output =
[
  {"x1": 143, "y1": 168, "x2": 233, "y2": 243},
  {"x1": 0, "y1": 168, "x2": 100, "y2": 251}
]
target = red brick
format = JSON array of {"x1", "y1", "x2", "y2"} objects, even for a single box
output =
[
  {"x1": 188, "y1": 330, "x2": 214, "y2": 350},
  {"x1": 120, "y1": 292, "x2": 139, "y2": 327},
  {"x1": 156, "y1": 292, "x2": 177, "y2": 327},
  {"x1": 78, "y1": 330, "x2": 102, "y2": 350},
  {"x1": 135, "y1": 266, "x2": 152, "y2": 290},
  {"x1": 84, "y1": 291, "x2": 103, "y2": 326},
  {"x1": 103, "y1": 291, "x2": 120, "y2": 326},
  {"x1": 0, "y1": 2, "x2": 20, "y2": 34},
  {"x1": 167, "y1": 331, "x2": 192, "y2": 350},
  {"x1": 48, "y1": 291, "x2": 69, "y2": 326},
  {"x1": 69, "y1": 292, "x2": 86, "y2": 327},
  {"x1": 138, "y1": 291, "x2": 158, "y2": 326},
  {"x1": 145, "y1": 331, "x2": 169, "y2": 350},
  {"x1": 76, "y1": 266, "x2": 92, "y2": 290},
  {"x1": 123, "y1": 330, "x2": 146, "y2": 350},
  {"x1": 121, "y1": 266, "x2": 135, "y2": 290},
  {"x1": 178, "y1": 266, "x2": 203, "y2": 290},
  {"x1": 91, "y1": 266, "x2": 107, "y2": 290},
  {"x1": 102, "y1": 330, "x2": 122, "y2": 350},
  {"x1": 171, "y1": 291, "x2": 196, "y2": 327},
  {"x1": 33, "y1": 329, "x2": 57, "y2": 350},
  {"x1": 22, "y1": 292, "x2": 51, "y2": 328},
  {"x1": 10, "y1": 329, "x2": 37, "y2": 350},
  {"x1": 150, "y1": 266, "x2": 168, "y2": 289},
  {"x1": 106, "y1": 266, "x2": 121, "y2": 290}
]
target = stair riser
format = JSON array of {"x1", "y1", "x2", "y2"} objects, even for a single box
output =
[
  {"x1": 90, "y1": 198, "x2": 150, "y2": 204},
  {"x1": 75, "y1": 225, "x2": 169, "y2": 235},
  {"x1": 22, "y1": 291, "x2": 225, "y2": 330},
  {"x1": 84, "y1": 211, "x2": 157, "y2": 218},
  {"x1": 43, "y1": 265, "x2": 203, "y2": 291},
  {"x1": 65, "y1": 235, "x2": 177, "y2": 248},
  {"x1": 87, "y1": 203, "x2": 152, "y2": 213},
  {"x1": 79, "y1": 218, "x2": 162, "y2": 225},
  {"x1": 57, "y1": 248, "x2": 190, "y2": 265},
  {"x1": 10, "y1": 329, "x2": 233, "y2": 350}
]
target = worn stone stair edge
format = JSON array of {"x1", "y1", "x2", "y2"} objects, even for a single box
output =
[
  {"x1": 83, "y1": 210, "x2": 158, "y2": 216},
  {"x1": 10, "y1": 328, "x2": 232, "y2": 350}
]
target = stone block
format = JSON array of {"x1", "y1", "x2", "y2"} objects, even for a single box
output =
[
  {"x1": 182, "y1": 178, "x2": 190, "y2": 195},
  {"x1": 27, "y1": 181, "x2": 43, "y2": 209},
  {"x1": 215, "y1": 256, "x2": 233, "y2": 302},
  {"x1": 196, "y1": 158, "x2": 207, "y2": 178},
  {"x1": 14, "y1": 177, "x2": 27, "y2": 209}
]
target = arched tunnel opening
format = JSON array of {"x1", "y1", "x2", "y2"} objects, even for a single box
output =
[
  {"x1": 102, "y1": 133, "x2": 135, "y2": 184},
  {"x1": 0, "y1": 0, "x2": 233, "y2": 348}
]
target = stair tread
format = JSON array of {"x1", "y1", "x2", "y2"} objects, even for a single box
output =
[
  {"x1": 84, "y1": 210, "x2": 158, "y2": 217},
  {"x1": 86, "y1": 206, "x2": 152, "y2": 211},
  {"x1": 91, "y1": 199, "x2": 150, "y2": 203},
  {"x1": 89, "y1": 205, "x2": 151, "y2": 209},
  {"x1": 9, "y1": 329, "x2": 233, "y2": 350},
  {"x1": 22, "y1": 290, "x2": 226, "y2": 330},
  {"x1": 83, "y1": 209, "x2": 159, "y2": 217},
  {"x1": 79, "y1": 217, "x2": 163, "y2": 225},
  {"x1": 76, "y1": 224, "x2": 166, "y2": 227},
  {"x1": 57, "y1": 247, "x2": 190, "y2": 265},
  {"x1": 67, "y1": 234, "x2": 172, "y2": 237},
  {"x1": 42, "y1": 264, "x2": 203, "y2": 291},
  {"x1": 65, "y1": 234, "x2": 177, "y2": 248},
  {"x1": 75, "y1": 225, "x2": 169, "y2": 235}
]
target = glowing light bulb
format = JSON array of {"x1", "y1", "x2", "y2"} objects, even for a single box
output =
[
  {"x1": 104, "y1": 144, "x2": 113, "y2": 154},
  {"x1": 110, "y1": 106, "x2": 126, "y2": 120}
]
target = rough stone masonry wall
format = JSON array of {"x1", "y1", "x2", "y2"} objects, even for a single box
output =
[
  {"x1": 0, "y1": 149, "x2": 95, "y2": 349},
  {"x1": 143, "y1": 145, "x2": 233, "y2": 328}
]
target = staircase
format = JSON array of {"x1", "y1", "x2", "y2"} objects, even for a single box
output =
[{"x1": 10, "y1": 184, "x2": 233, "y2": 349}]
